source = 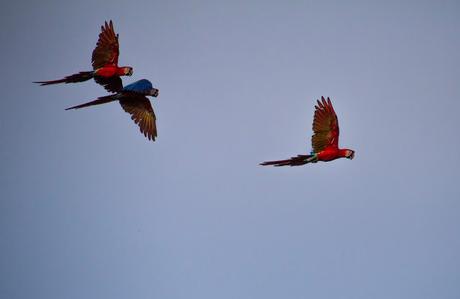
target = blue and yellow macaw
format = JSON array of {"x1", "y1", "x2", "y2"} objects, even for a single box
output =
[{"x1": 66, "y1": 79, "x2": 159, "y2": 141}]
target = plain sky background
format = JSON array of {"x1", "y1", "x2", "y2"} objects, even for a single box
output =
[{"x1": 1, "y1": 1, "x2": 459, "y2": 298}]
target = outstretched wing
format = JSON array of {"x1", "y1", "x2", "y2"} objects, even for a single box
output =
[
  {"x1": 119, "y1": 96, "x2": 157, "y2": 141},
  {"x1": 92, "y1": 20, "x2": 119, "y2": 69},
  {"x1": 311, "y1": 97, "x2": 339, "y2": 153},
  {"x1": 94, "y1": 76, "x2": 123, "y2": 93}
]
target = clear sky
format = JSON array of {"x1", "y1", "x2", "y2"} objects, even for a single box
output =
[{"x1": 1, "y1": 1, "x2": 459, "y2": 298}]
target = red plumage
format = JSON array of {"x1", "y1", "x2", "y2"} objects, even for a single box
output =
[
  {"x1": 34, "y1": 20, "x2": 133, "y2": 93},
  {"x1": 260, "y1": 97, "x2": 355, "y2": 167}
]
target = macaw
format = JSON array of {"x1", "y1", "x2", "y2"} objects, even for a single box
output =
[
  {"x1": 34, "y1": 20, "x2": 132, "y2": 93},
  {"x1": 65, "y1": 79, "x2": 159, "y2": 141},
  {"x1": 260, "y1": 97, "x2": 354, "y2": 166}
]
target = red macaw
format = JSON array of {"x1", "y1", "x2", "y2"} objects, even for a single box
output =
[
  {"x1": 260, "y1": 97, "x2": 355, "y2": 166},
  {"x1": 34, "y1": 20, "x2": 132, "y2": 93}
]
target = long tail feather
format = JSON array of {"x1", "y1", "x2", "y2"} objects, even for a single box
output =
[
  {"x1": 34, "y1": 71, "x2": 94, "y2": 85},
  {"x1": 260, "y1": 154, "x2": 316, "y2": 167},
  {"x1": 65, "y1": 95, "x2": 115, "y2": 110}
]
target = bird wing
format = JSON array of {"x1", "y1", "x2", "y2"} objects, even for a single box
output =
[
  {"x1": 92, "y1": 20, "x2": 119, "y2": 70},
  {"x1": 311, "y1": 97, "x2": 339, "y2": 153},
  {"x1": 94, "y1": 76, "x2": 123, "y2": 93},
  {"x1": 119, "y1": 96, "x2": 157, "y2": 141}
]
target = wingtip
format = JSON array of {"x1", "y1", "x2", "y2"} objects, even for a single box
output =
[{"x1": 145, "y1": 134, "x2": 156, "y2": 142}]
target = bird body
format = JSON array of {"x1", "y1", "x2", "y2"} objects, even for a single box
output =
[
  {"x1": 260, "y1": 97, "x2": 354, "y2": 167},
  {"x1": 122, "y1": 79, "x2": 158, "y2": 95},
  {"x1": 65, "y1": 79, "x2": 159, "y2": 141},
  {"x1": 34, "y1": 20, "x2": 133, "y2": 93},
  {"x1": 316, "y1": 148, "x2": 351, "y2": 162},
  {"x1": 94, "y1": 65, "x2": 132, "y2": 78}
]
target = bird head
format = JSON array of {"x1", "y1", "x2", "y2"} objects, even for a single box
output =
[
  {"x1": 345, "y1": 149, "x2": 355, "y2": 160},
  {"x1": 123, "y1": 67, "x2": 133, "y2": 76},
  {"x1": 148, "y1": 88, "x2": 159, "y2": 97}
]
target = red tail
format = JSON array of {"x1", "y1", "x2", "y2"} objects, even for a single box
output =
[
  {"x1": 260, "y1": 154, "x2": 316, "y2": 167},
  {"x1": 34, "y1": 71, "x2": 94, "y2": 86}
]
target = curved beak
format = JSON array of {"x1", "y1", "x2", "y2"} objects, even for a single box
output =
[{"x1": 150, "y1": 88, "x2": 159, "y2": 97}]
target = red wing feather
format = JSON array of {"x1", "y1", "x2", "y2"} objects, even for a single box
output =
[
  {"x1": 311, "y1": 97, "x2": 339, "y2": 152},
  {"x1": 92, "y1": 20, "x2": 120, "y2": 69}
]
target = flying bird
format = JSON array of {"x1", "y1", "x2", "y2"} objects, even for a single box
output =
[
  {"x1": 260, "y1": 97, "x2": 354, "y2": 166},
  {"x1": 66, "y1": 79, "x2": 159, "y2": 141},
  {"x1": 34, "y1": 20, "x2": 133, "y2": 93}
]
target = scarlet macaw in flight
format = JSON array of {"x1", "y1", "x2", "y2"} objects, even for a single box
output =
[
  {"x1": 65, "y1": 79, "x2": 159, "y2": 141},
  {"x1": 260, "y1": 97, "x2": 355, "y2": 166},
  {"x1": 34, "y1": 20, "x2": 132, "y2": 93}
]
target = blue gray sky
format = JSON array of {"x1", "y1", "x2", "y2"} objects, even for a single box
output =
[{"x1": 1, "y1": 1, "x2": 459, "y2": 298}]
